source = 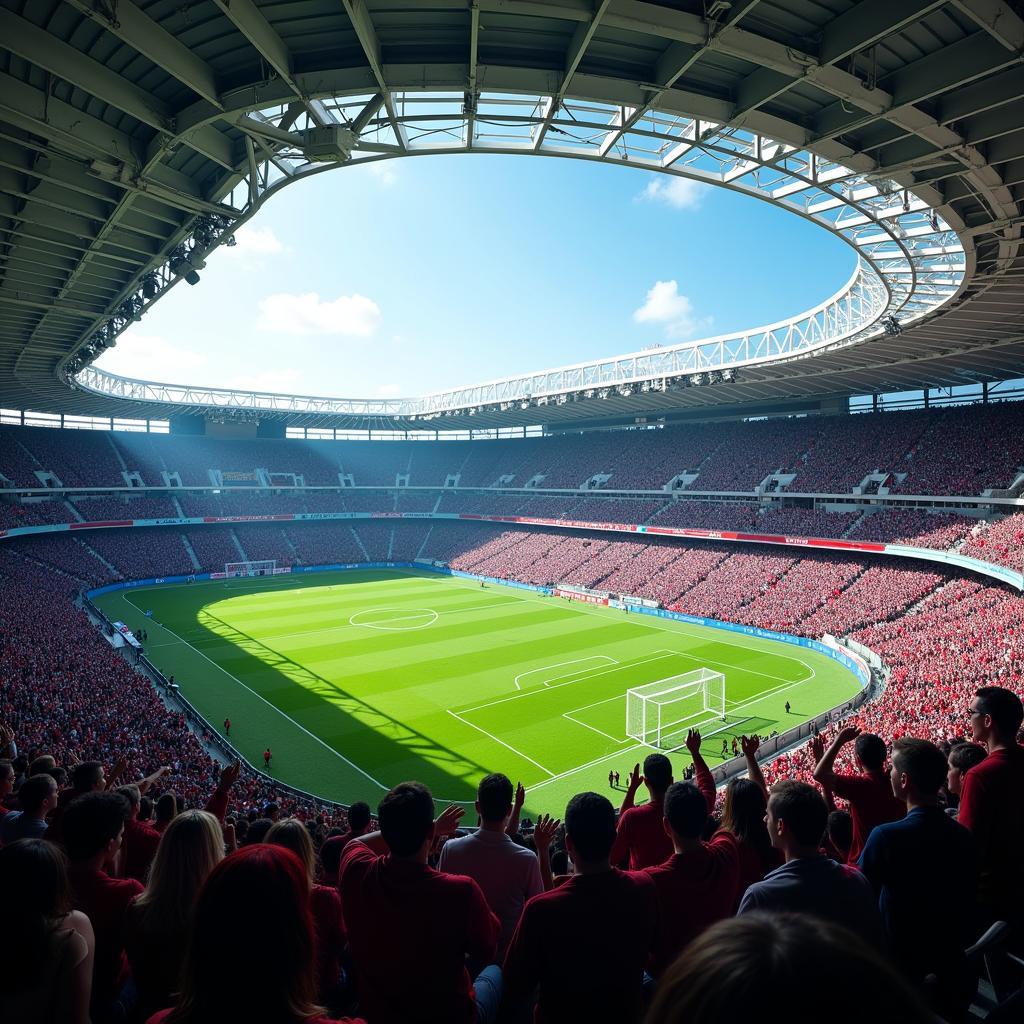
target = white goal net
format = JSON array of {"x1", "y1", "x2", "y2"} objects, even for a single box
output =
[
  {"x1": 625, "y1": 668, "x2": 725, "y2": 749},
  {"x1": 225, "y1": 560, "x2": 276, "y2": 578}
]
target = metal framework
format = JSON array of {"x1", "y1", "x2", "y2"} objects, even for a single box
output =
[{"x1": 1, "y1": 1, "x2": 1021, "y2": 428}]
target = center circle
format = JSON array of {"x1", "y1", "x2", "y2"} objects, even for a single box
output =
[{"x1": 348, "y1": 606, "x2": 439, "y2": 631}]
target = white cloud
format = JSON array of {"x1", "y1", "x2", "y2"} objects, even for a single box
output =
[
  {"x1": 632, "y1": 280, "x2": 711, "y2": 339},
  {"x1": 256, "y1": 291, "x2": 382, "y2": 337},
  {"x1": 637, "y1": 176, "x2": 706, "y2": 210},
  {"x1": 227, "y1": 368, "x2": 303, "y2": 393},
  {"x1": 368, "y1": 162, "x2": 398, "y2": 187},
  {"x1": 229, "y1": 225, "x2": 284, "y2": 256},
  {"x1": 95, "y1": 331, "x2": 207, "y2": 380}
]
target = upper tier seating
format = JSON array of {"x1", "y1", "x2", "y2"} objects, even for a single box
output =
[{"x1": 5, "y1": 400, "x2": 1024, "y2": 495}]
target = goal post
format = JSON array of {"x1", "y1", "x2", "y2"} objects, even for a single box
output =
[
  {"x1": 225, "y1": 559, "x2": 276, "y2": 578},
  {"x1": 625, "y1": 668, "x2": 725, "y2": 748}
]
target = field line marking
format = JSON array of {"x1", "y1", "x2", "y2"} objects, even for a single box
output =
[
  {"x1": 446, "y1": 710, "x2": 555, "y2": 778},
  {"x1": 529, "y1": 671, "x2": 823, "y2": 794},
  {"x1": 459, "y1": 652, "x2": 681, "y2": 715},
  {"x1": 565, "y1": 691, "x2": 627, "y2": 715},
  {"x1": 513, "y1": 655, "x2": 617, "y2": 691},
  {"x1": 561, "y1": 712, "x2": 632, "y2": 744},
  {"x1": 349, "y1": 607, "x2": 439, "y2": 630},
  {"x1": 120, "y1": 593, "x2": 390, "y2": 792},
  {"x1": 511, "y1": 588, "x2": 821, "y2": 683}
]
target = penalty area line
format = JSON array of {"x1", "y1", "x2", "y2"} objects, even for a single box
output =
[
  {"x1": 446, "y1": 709, "x2": 555, "y2": 779},
  {"x1": 513, "y1": 654, "x2": 618, "y2": 691}
]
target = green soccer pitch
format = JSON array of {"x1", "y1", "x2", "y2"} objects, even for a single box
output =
[{"x1": 95, "y1": 568, "x2": 861, "y2": 814}]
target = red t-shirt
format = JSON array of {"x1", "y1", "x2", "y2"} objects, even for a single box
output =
[
  {"x1": 320, "y1": 829, "x2": 363, "y2": 883},
  {"x1": 123, "y1": 816, "x2": 162, "y2": 883},
  {"x1": 503, "y1": 869, "x2": 658, "y2": 1024},
  {"x1": 734, "y1": 835, "x2": 782, "y2": 903},
  {"x1": 829, "y1": 770, "x2": 905, "y2": 862},
  {"x1": 958, "y1": 745, "x2": 1024, "y2": 917},
  {"x1": 338, "y1": 842, "x2": 498, "y2": 1024},
  {"x1": 641, "y1": 831, "x2": 741, "y2": 975},
  {"x1": 610, "y1": 798, "x2": 672, "y2": 870},
  {"x1": 68, "y1": 863, "x2": 144, "y2": 1014},
  {"x1": 311, "y1": 883, "x2": 346, "y2": 998}
]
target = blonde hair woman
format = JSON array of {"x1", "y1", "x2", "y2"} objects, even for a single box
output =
[
  {"x1": 267, "y1": 818, "x2": 347, "y2": 1010},
  {"x1": 124, "y1": 809, "x2": 224, "y2": 1022}
]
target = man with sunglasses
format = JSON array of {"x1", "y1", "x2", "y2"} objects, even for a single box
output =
[{"x1": 960, "y1": 685, "x2": 1024, "y2": 926}]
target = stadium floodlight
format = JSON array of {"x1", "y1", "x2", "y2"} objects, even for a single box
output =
[
  {"x1": 721, "y1": 368, "x2": 736, "y2": 382},
  {"x1": 142, "y1": 274, "x2": 159, "y2": 300},
  {"x1": 690, "y1": 373, "x2": 705, "y2": 386},
  {"x1": 884, "y1": 316, "x2": 903, "y2": 336},
  {"x1": 626, "y1": 668, "x2": 726, "y2": 749}
]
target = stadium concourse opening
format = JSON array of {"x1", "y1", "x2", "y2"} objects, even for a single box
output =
[{"x1": 2, "y1": 2, "x2": 1024, "y2": 1023}]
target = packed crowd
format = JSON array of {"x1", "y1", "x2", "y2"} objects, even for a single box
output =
[
  {"x1": 2, "y1": 670, "x2": 1020, "y2": 1023},
  {"x1": 4, "y1": 400, "x2": 1024, "y2": 494}
]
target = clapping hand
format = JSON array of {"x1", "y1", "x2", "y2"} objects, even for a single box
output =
[
  {"x1": 532, "y1": 813, "x2": 561, "y2": 851},
  {"x1": 809, "y1": 734, "x2": 826, "y2": 761},
  {"x1": 740, "y1": 735, "x2": 760, "y2": 758},
  {"x1": 513, "y1": 781, "x2": 525, "y2": 811},
  {"x1": 433, "y1": 804, "x2": 465, "y2": 839},
  {"x1": 626, "y1": 762, "x2": 644, "y2": 792},
  {"x1": 685, "y1": 729, "x2": 702, "y2": 756}
]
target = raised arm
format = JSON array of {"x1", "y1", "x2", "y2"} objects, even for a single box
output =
[
  {"x1": 812, "y1": 726, "x2": 860, "y2": 787},
  {"x1": 685, "y1": 730, "x2": 716, "y2": 811},
  {"x1": 136, "y1": 765, "x2": 171, "y2": 795},
  {"x1": 204, "y1": 760, "x2": 240, "y2": 823},
  {"x1": 532, "y1": 814, "x2": 561, "y2": 892},
  {"x1": 740, "y1": 735, "x2": 769, "y2": 803},
  {"x1": 507, "y1": 781, "x2": 525, "y2": 837}
]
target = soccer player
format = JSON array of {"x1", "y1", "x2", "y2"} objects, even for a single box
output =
[
  {"x1": 223, "y1": 717, "x2": 231, "y2": 737},
  {"x1": 608, "y1": 770, "x2": 614, "y2": 789},
  {"x1": 263, "y1": 748, "x2": 272, "y2": 770},
  {"x1": 785, "y1": 700, "x2": 792, "y2": 714}
]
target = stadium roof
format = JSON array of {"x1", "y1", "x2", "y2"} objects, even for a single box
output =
[{"x1": 0, "y1": 0, "x2": 1022, "y2": 430}]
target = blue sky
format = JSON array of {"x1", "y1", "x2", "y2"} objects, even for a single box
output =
[{"x1": 98, "y1": 155, "x2": 854, "y2": 398}]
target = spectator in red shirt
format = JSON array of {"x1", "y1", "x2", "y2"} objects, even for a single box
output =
[
  {"x1": 503, "y1": 792, "x2": 658, "y2": 1024},
  {"x1": 264, "y1": 748, "x2": 273, "y2": 769},
  {"x1": 812, "y1": 726, "x2": 905, "y2": 861},
  {"x1": 960, "y1": 685, "x2": 1024, "y2": 924},
  {"x1": 63, "y1": 790, "x2": 144, "y2": 1021},
  {"x1": 267, "y1": 818, "x2": 347, "y2": 1012},
  {"x1": 642, "y1": 779, "x2": 740, "y2": 976},
  {"x1": 338, "y1": 782, "x2": 500, "y2": 1024},
  {"x1": 645, "y1": 913, "x2": 935, "y2": 1024},
  {"x1": 118, "y1": 784, "x2": 163, "y2": 883},
  {"x1": 147, "y1": 844, "x2": 363, "y2": 1024},
  {"x1": 610, "y1": 752, "x2": 673, "y2": 869},
  {"x1": 124, "y1": 809, "x2": 225, "y2": 1023},
  {"x1": 319, "y1": 801, "x2": 371, "y2": 884}
]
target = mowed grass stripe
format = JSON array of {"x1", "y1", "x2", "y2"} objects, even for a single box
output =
[{"x1": 99, "y1": 570, "x2": 861, "y2": 810}]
